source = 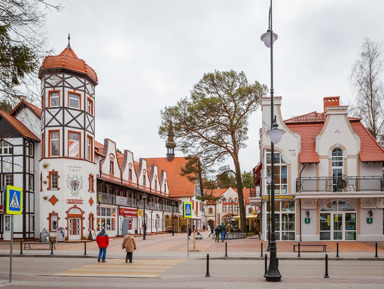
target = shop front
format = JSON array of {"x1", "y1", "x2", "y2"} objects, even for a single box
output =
[
  {"x1": 118, "y1": 207, "x2": 137, "y2": 236},
  {"x1": 96, "y1": 205, "x2": 117, "y2": 236}
]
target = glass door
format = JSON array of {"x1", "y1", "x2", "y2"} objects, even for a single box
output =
[
  {"x1": 333, "y1": 213, "x2": 343, "y2": 240},
  {"x1": 345, "y1": 213, "x2": 356, "y2": 240}
]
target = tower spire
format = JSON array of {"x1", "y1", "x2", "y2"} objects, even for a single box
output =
[
  {"x1": 67, "y1": 33, "x2": 71, "y2": 48},
  {"x1": 166, "y1": 121, "x2": 176, "y2": 161}
]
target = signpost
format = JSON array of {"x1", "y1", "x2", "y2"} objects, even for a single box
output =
[
  {"x1": 5, "y1": 185, "x2": 23, "y2": 283},
  {"x1": 184, "y1": 202, "x2": 192, "y2": 256}
]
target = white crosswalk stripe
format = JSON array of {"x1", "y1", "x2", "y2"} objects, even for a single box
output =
[{"x1": 58, "y1": 259, "x2": 183, "y2": 278}]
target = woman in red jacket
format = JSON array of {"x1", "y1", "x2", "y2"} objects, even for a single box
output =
[{"x1": 96, "y1": 228, "x2": 109, "y2": 262}]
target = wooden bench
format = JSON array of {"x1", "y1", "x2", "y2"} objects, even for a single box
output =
[
  {"x1": 293, "y1": 243, "x2": 326, "y2": 252},
  {"x1": 23, "y1": 242, "x2": 56, "y2": 250}
]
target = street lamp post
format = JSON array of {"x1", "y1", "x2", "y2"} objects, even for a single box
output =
[
  {"x1": 143, "y1": 192, "x2": 147, "y2": 240},
  {"x1": 266, "y1": 172, "x2": 272, "y2": 251},
  {"x1": 261, "y1": 0, "x2": 285, "y2": 282},
  {"x1": 171, "y1": 201, "x2": 175, "y2": 236}
]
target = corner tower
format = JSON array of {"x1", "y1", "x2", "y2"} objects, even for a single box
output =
[{"x1": 38, "y1": 37, "x2": 98, "y2": 240}]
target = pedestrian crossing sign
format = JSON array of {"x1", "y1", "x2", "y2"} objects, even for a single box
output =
[
  {"x1": 184, "y1": 202, "x2": 192, "y2": 218},
  {"x1": 5, "y1": 185, "x2": 23, "y2": 215}
]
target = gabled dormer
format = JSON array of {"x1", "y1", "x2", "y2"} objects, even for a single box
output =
[
  {"x1": 100, "y1": 138, "x2": 121, "y2": 183},
  {"x1": 137, "y1": 158, "x2": 149, "y2": 190},
  {"x1": 159, "y1": 170, "x2": 169, "y2": 196},
  {"x1": 149, "y1": 165, "x2": 160, "y2": 193},
  {"x1": 121, "y1": 149, "x2": 138, "y2": 186}
]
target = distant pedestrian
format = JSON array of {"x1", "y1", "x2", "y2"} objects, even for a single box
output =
[
  {"x1": 203, "y1": 224, "x2": 206, "y2": 231},
  {"x1": 208, "y1": 225, "x2": 214, "y2": 237},
  {"x1": 214, "y1": 225, "x2": 221, "y2": 242},
  {"x1": 96, "y1": 228, "x2": 109, "y2": 262},
  {"x1": 220, "y1": 222, "x2": 226, "y2": 242},
  {"x1": 122, "y1": 230, "x2": 137, "y2": 263}
]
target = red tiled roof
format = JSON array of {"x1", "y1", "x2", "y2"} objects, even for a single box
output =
[
  {"x1": 285, "y1": 112, "x2": 384, "y2": 163},
  {"x1": 351, "y1": 121, "x2": 384, "y2": 161},
  {"x1": 286, "y1": 122, "x2": 323, "y2": 163},
  {"x1": 39, "y1": 46, "x2": 98, "y2": 83},
  {"x1": 10, "y1": 99, "x2": 42, "y2": 118},
  {"x1": 145, "y1": 157, "x2": 196, "y2": 198},
  {"x1": 0, "y1": 111, "x2": 40, "y2": 141},
  {"x1": 253, "y1": 162, "x2": 262, "y2": 185}
]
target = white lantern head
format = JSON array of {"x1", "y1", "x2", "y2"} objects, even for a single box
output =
[
  {"x1": 266, "y1": 116, "x2": 285, "y2": 144},
  {"x1": 260, "y1": 30, "x2": 278, "y2": 48}
]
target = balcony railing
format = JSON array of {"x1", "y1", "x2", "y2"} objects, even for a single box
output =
[
  {"x1": 296, "y1": 176, "x2": 384, "y2": 192},
  {"x1": 98, "y1": 193, "x2": 180, "y2": 213}
]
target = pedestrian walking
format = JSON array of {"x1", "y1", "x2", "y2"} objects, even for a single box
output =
[
  {"x1": 220, "y1": 222, "x2": 226, "y2": 242},
  {"x1": 122, "y1": 230, "x2": 137, "y2": 263},
  {"x1": 208, "y1": 225, "x2": 214, "y2": 237},
  {"x1": 214, "y1": 225, "x2": 221, "y2": 242},
  {"x1": 96, "y1": 228, "x2": 109, "y2": 262}
]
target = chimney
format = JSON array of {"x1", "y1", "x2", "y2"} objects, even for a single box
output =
[{"x1": 323, "y1": 96, "x2": 340, "y2": 113}]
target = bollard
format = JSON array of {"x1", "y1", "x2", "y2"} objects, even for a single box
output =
[
  {"x1": 225, "y1": 242, "x2": 228, "y2": 258},
  {"x1": 298, "y1": 242, "x2": 301, "y2": 258},
  {"x1": 50, "y1": 241, "x2": 54, "y2": 256},
  {"x1": 20, "y1": 241, "x2": 23, "y2": 255},
  {"x1": 375, "y1": 242, "x2": 378, "y2": 258},
  {"x1": 260, "y1": 242, "x2": 263, "y2": 257},
  {"x1": 205, "y1": 254, "x2": 210, "y2": 277},
  {"x1": 336, "y1": 242, "x2": 339, "y2": 258},
  {"x1": 324, "y1": 254, "x2": 329, "y2": 278},
  {"x1": 264, "y1": 254, "x2": 268, "y2": 277},
  {"x1": 84, "y1": 241, "x2": 87, "y2": 256},
  {"x1": 277, "y1": 258, "x2": 279, "y2": 268}
]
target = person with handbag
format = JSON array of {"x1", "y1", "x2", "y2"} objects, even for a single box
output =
[{"x1": 122, "y1": 230, "x2": 137, "y2": 263}]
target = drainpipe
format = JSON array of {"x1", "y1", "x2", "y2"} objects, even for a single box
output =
[{"x1": 298, "y1": 164, "x2": 306, "y2": 242}]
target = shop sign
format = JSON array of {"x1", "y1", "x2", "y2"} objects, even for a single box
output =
[
  {"x1": 66, "y1": 199, "x2": 83, "y2": 204},
  {"x1": 119, "y1": 208, "x2": 137, "y2": 217},
  {"x1": 262, "y1": 195, "x2": 294, "y2": 200},
  {"x1": 305, "y1": 217, "x2": 310, "y2": 224},
  {"x1": 137, "y1": 209, "x2": 143, "y2": 217},
  {"x1": 367, "y1": 217, "x2": 373, "y2": 224}
]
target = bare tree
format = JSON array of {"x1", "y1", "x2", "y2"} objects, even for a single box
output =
[
  {"x1": 350, "y1": 38, "x2": 384, "y2": 145},
  {"x1": 0, "y1": 0, "x2": 62, "y2": 106}
]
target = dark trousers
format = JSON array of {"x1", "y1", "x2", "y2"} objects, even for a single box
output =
[{"x1": 126, "y1": 252, "x2": 133, "y2": 263}]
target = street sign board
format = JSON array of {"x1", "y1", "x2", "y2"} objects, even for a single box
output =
[
  {"x1": 305, "y1": 217, "x2": 310, "y2": 224},
  {"x1": 5, "y1": 186, "x2": 23, "y2": 215},
  {"x1": 184, "y1": 202, "x2": 192, "y2": 218}
]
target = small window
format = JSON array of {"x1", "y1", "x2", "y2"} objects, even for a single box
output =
[
  {"x1": 88, "y1": 174, "x2": 94, "y2": 192},
  {"x1": 51, "y1": 173, "x2": 58, "y2": 189},
  {"x1": 143, "y1": 175, "x2": 146, "y2": 187},
  {"x1": 5, "y1": 174, "x2": 13, "y2": 186},
  {"x1": 87, "y1": 98, "x2": 93, "y2": 115},
  {"x1": 86, "y1": 136, "x2": 93, "y2": 161},
  {"x1": 68, "y1": 132, "x2": 80, "y2": 158},
  {"x1": 49, "y1": 131, "x2": 59, "y2": 156},
  {"x1": 109, "y1": 161, "x2": 114, "y2": 174},
  {"x1": 129, "y1": 168, "x2": 133, "y2": 180},
  {"x1": 49, "y1": 91, "x2": 60, "y2": 107},
  {"x1": 208, "y1": 207, "x2": 213, "y2": 214},
  {"x1": 0, "y1": 141, "x2": 13, "y2": 155},
  {"x1": 68, "y1": 92, "x2": 80, "y2": 109},
  {"x1": 48, "y1": 170, "x2": 59, "y2": 190}
]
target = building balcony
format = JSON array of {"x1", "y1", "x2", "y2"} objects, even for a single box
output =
[{"x1": 296, "y1": 176, "x2": 384, "y2": 193}]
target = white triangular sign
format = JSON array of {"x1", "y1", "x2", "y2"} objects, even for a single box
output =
[{"x1": 10, "y1": 192, "x2": 20, "y2": 208}]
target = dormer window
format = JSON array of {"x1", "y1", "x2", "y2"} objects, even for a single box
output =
[
  {"x1": 109, "y1": 160, "x2": 114, "y2": 174},
  {"x1": 68, "y1": 92, "x2": 80, "y2": 109}
]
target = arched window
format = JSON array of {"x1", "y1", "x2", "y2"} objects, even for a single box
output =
[{"x1": 332, "y1": 148, "x2": 343, "y2": 192}]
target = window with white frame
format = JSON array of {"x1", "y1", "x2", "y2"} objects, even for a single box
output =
[
  {"x1": 5, "y1": 174, "x2": 13, "y2": 186},
  {"x1": 0, "y1": 141, "x2": 13, "y2": 155},
  {"x1": 266, "y1": 150, "x2": 288, "y2": 194},
  {"x1": 49, "y1": 91, "x2": 59, "y2": 107},
  {"x1": 86, "y1": 97, "x2": 93, "y2": 115},
  {"x1": 68, "y1": 92, "x2": 80, "y2": 109},
  {"x1": 86, "y1": 136, "x2": 93, "y2": 161},
  {"x1": 49, "y1": 131, "x2": 59, "y2": 156},
  {"x1": 332, "y1": 148, "x2": 344, "y2": 192}
]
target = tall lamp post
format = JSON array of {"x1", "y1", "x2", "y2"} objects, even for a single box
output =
[
  {"x1": 261, "y1": 0, "x2": 285, "y2": 282},
  {"x1": 171, "y1": 201, "x2": 175, "y2": 236},
  {"x1": 266, "y1": 172, "x2": 272, "y2": 251},
  {"x1": 143, "y1": 192, "x2": 147, "y2": 240}
]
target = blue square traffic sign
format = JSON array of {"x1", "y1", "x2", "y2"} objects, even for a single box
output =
[{"x1": 6, "y1": 186, "x2": 23, "y2": 215}]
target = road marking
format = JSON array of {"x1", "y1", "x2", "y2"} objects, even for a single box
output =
[{"x1": 58, "y1": 259, "x2": 183, "y2": 278}]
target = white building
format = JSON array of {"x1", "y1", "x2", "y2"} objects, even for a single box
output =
[{"x1": 251, "y1": 96, "x2": 384, "y2": 242}]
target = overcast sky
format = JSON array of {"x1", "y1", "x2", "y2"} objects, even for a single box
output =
[{"x1": 44, "y1": 0, "x2": 384, "y2": 173}]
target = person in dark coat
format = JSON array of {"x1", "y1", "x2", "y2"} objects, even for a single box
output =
[
  {"x1": 122, "y1": 230, "x2": 137, "y2": 263},
  {"x1": 96, "y1": 228, "x2": 109, "y2": 262},
  {"x1": 214, "y1": 225, "x2": 221, "y2": 242},
  {"x1": 208, "y1": 225, "x2": 214, "y2": 237}
]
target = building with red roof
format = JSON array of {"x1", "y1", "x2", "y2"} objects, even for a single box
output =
[{"x1": 251, "y1": 96, "x2": 384, "y2": 242}]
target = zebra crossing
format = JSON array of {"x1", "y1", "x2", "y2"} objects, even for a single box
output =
[{"x1": 58, "y1": 259, "x2": 183, "y2": 278}]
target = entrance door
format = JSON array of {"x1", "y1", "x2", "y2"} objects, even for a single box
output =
[
  {"x1": 333, "y1": 213, "x2": 343, "y2": 240},
  {"x1": 122, "y1": 218, "x2": 129, "y2": 237},
  {"x1": 69, "y1": 218, "x2": 81, "y2": 240}
]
